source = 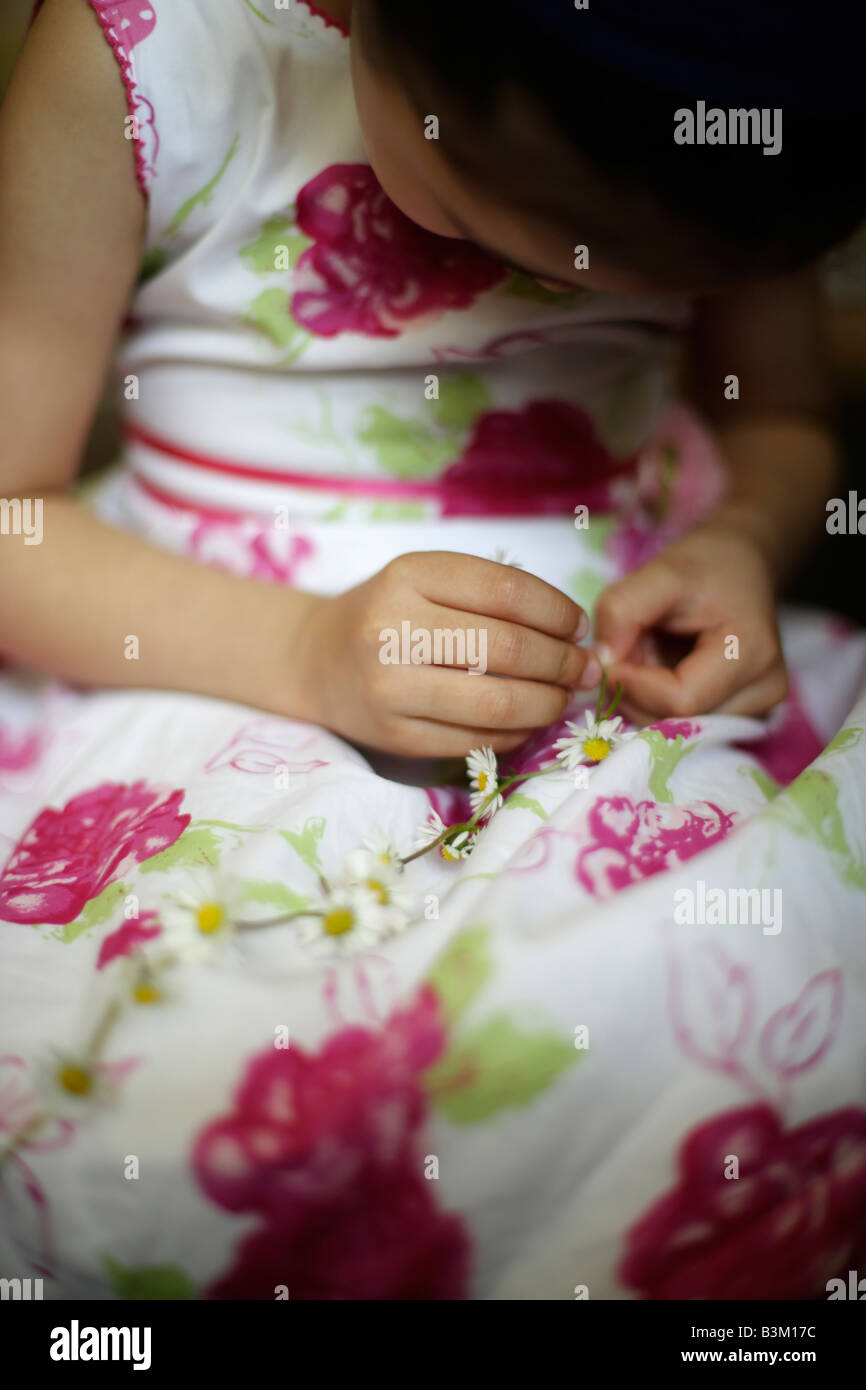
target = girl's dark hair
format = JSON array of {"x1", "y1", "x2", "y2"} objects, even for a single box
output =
[{"x1": 364, "y1": 0, "x2": 866, "y2": 283}]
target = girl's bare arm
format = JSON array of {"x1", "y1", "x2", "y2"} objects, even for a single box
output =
[{"x1": 0, "y1": 0, "x2": 320, "y2": 714}]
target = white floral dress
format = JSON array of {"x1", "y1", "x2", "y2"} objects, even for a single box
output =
[{"x1": 2, "y1": 0, "x2": 866, "y2": 1300}]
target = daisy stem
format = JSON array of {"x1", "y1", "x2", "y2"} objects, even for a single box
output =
[
  {"x1": 234, "y1": 910, "x2": 325, "y2": 930},
  {"x1": 402, "y1": 692, "x2": 625, "y2": 869},
  {"x1": 83, "y1": 994, "x2": 124, "y2": 1067},
  {"x1": 596, "y1": 674, "x2": 623, "y2": 723},
  {"x1": 399, "y1": 766, "x2": 553, "y2": 865}
]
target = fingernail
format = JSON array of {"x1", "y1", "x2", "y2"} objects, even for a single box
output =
[
  {"x1": 595, "y1": 643, "x2": 614, "y2": 668},
  {"x1": 573, "y1": 611, "x2": 590, "y2": 642},
  {"x1": 578, "y1": 653, "x2": 602, "y2": 689}
]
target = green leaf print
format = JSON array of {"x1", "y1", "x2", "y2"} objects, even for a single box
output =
[
  {"x1": 424, "y1": 1013, "x2": 579, "y2": 1124},
  {"x1": 239, "y1": 879, "x2": 312, "y2": 915},
  {"x1": 502, "y1": 272, "x2": 590, "y2": 310},
  {"x1": 245, "y1": 289, "x2": 311, "y2": 361},
  {"x1": 824, "y1": 726, "x2": 863, "y2": 756},
  {"x1": 138, "y1": 827, "x2": 223, "y2": 875},
  {"x1": 566, "y1": 566, "x2": 607, "y2": 616},
  {"x1": 637, "y1": 729, "x2": 697, "y2": 804},
  {"x1": 193, "y1": 819, "x2": 270, "y2": 834},
  {"x1": 424, "y1": 926, "x2": 580, "y2": 1121},
  {"x1": 239, "y1": 216, "x2": 310, "y2": 275},
  {"x1": 763, "y1": 768, "x2": 866, "y2": 891},
  {"x1": 504, "y1": 792, "x2": 548, "y2": 821},
  {"x1": 50, "y1": 881, "x2": 130, "y2": 944},
  {"x1": 280, "y1": 817, "x2": 327, "y2": 877},
  {"x1": 242, "y1": 0, "x2": 274, "y2": 23},
  {"x1": 104, "y1": 1257, "x2": 195, "y2": 1301},
  {"x1": 164, "y1": 134, "x2": 240, "y2": 237},
  {"x1": 356, "y1": 375, "x2": 491, "y2": 479},
  {"x1": 427, "y1": 926, "x2": 494, "y2": 1025},
  {"x1": 430, "y1": 374, "x2": 492, "y2": 432},
  {"x1": 583, "y1": 512, "x2": 617, "y2": 556},
  {"x1": 745, "y1": 766, "x2": 782, "y2": 802},
  {"x1": 357, "y1": 406, "x2": 457, "y2": 480},
  {"x1": 366, "y1": 501, "x2": 429, "y2": 521}
]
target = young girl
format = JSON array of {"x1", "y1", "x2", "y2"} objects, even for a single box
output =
[{"x1": 0, "y1": 0, "x2": 864, "y2": 1301}]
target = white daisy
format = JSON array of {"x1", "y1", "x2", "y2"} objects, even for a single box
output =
[
  {"x1": 150, "y1": 868, "x2": 245, "y2": 963},
  {"x1": 296, "y1": 883, "x2": 403, "y2": 957},
  {"x1": 554, "y1": 710, "x2": 634, "y2": 771},
  {"x1": 438, "y1": 828, "x2": 478, "y2": 861},
  {"x1": 412, "y1": 812, "x2": 478, "y2": 862},
  {"x1": 32, "y1": 1051, "x2": 115, "y2": 1119},
  {"x1": 413, "y1": 811, "x2": 449, "y2": 852},
  {"x1": 342, "y1": 844, "x2": 416, "y2": 922},
  {"x1": 466, "y1": 746, "x2": 503, "y2": 818},
  {"x1": 125, "y1": 960, "x2": 177, "y2": 1007},
  {"x1": 354, "y1": 828, "x2": 403, "y2": 876}
]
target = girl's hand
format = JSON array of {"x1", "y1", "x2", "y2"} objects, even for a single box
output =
[
  {"x1": 593, "y1": 521, "x2": 788, "y2": 722},
  {"x1": 293, "y1": 552, "x2": 599, "y2": 756}
]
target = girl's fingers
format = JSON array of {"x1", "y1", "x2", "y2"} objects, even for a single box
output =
[
  {"x1": 391, "y1": 664, "x2": 569, "y2": 729},
  {"x1": 711, "y1": 663, "x2": 788, "y2": 716},
  {"x1": 402, "y1": 552, "x2": 587, "y2": 640},
  {"x1": 382, "y1": 720, "x2": 536, "y2": 759},
  {"x1": 426, "y1": 603, "x2": 601, "y2": 689},
  {"x1": 593, "y1": 562, "x2": 684, "y2": 663},
  {"x1": 612, "y1": 627, "x2": 766, "y2": 717}
]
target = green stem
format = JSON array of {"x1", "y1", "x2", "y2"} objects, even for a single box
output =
[
  {"x1": 83, "y1": 995, "x2": 124, "y2": 1066},
  {"x1": 235, "y1": 910, "x2": 324, "y2": 930},
  {"x1": 400, "y1": 765, "x2": 555, "y2": 865}
]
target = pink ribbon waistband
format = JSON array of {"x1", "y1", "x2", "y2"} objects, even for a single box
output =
[{"x1": 124, "y1": 421, "x2": 634, "y2": 517}]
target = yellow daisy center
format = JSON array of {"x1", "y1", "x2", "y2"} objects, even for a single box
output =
[
  {"x1": 440, "y1": 838, "x2": 464, "y2": 862},
  {"x1": 133, "y1": 982, "x2": 162, "y2": 1005},
  {"x1": 583, "y1": 737, "x2": 613, "y2": 763},
  {"x1": 366, "y1": 877, "x2": 389, "y2": 906},
  {"x1": 324, "y1": 907, "x2": 355, "y2": 936},
  {"x1": 477, "y1": 771, "x2": 488, "y2": 791},
  {"x1": 196, "y1": 902, "x2": 224, "y2": 934},
  {"x1": 57, "y1": 1064, "x2": 93, "y2": 1097}
]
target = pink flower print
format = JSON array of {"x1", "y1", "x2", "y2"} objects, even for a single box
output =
[
  {"x1": 188, "y1": 517, "x2": 315, "y2": 586},
  {"x1": 205, "y1": 719, "x2": 328, "y2": 776},
  {"x1": 432, "y1": 321, "x2": 600, "y2": 364},
  {"x1": 0, "y1": 782, "x2": 189, "y2": 925},
  {"x1": 734, "y1": 683, "x2": 823, "y2": 789},
  {"x1": 650, "y1": 720, "x2": 701, "y2": 741},
  {"x1": 96, "y1": 911, "x2": 162, "y2": 970},
  {"x1": 0, "y1": 725, "x2": 43, "y2": 774},
  {"x1": 0, "y1": 1056, "x2": 71, "y2": 1154},
  {"x1": 608, "y1": 405, "x2": 728, "y2": 571},
  {"x1": 440, "y1": 400, "x2": 634, "y2": 517},
  {"x1": 619, "y1": 1105, "x2": 866, "y2": 1299},
  {"x1": 576, "y1": 795, "x2": 735, "y2": 898},
  {"x1": 92, "y1": 1, "x2": 156, "y2": 53},
  {"x1": 194, "y1": 986, "x2": 470, "y2": 1299},
  {"x1": 292, "y1": 164, "x2": 506, "y2": 338}
]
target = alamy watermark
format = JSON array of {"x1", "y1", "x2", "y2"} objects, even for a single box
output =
[
  {"x1": 674, "y1": 880, "x2": 782, "y2": 935},
  {"x1": 0, "y1": 497, "x2": 43, "y2": 545},
  {"x1": 379, "y1": 622, "x2": 487, "y2": 675},
  {"x1": 49, "y1": 1321, "x2": 151, "y2": 1371},
  {"x1": 674, "y1": 101, "x2": 782, "y2": 156},
  {"x1": 1, "y1": 1276, "x2": 43, "y2": 1299}
]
